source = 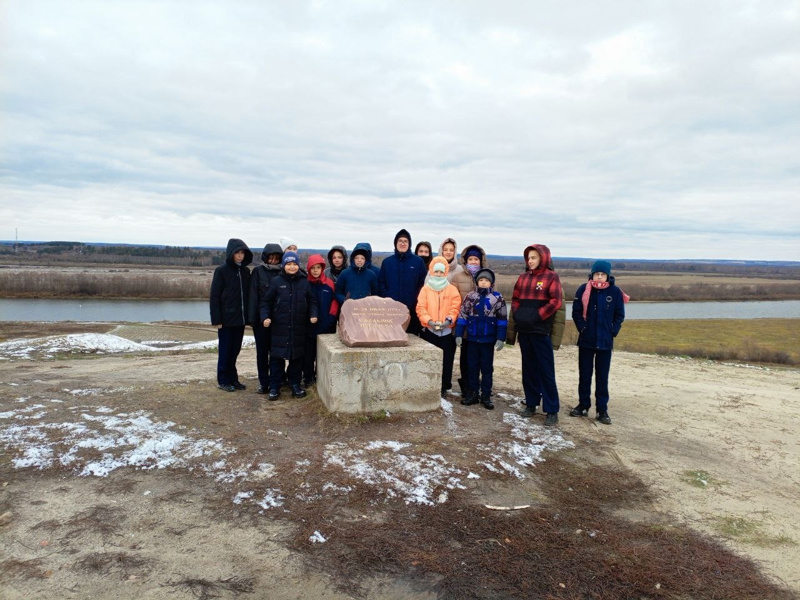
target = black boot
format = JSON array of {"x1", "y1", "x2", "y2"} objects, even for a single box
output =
[
  {"x1": 480, "y1": 393, "x2": 494, "y2": 410},
  {"x1": 290, "y1": 384, "x2": 306, "y2": 398},
  {"x1": 460, "y1": 390, "x2": 479, "y2": 406}
]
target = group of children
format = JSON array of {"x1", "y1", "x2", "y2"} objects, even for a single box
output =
[{"x1": 209, "y1": 233, "x2": 627, "y2": 426}]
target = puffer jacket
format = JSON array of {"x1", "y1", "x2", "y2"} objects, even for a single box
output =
[
  {"x1": 335, "y1": 243, "x2": 378, "y2": 305},
  {"x1": 572, "y1": 276, "x2": 625, "y2": 350},
  {"x1": 455, "y1": 270, "x2": 508, "y2": 343},
  {"x1": 451, "y1": 243, "x2": 487, "y2": 300},
  {"x1": 379, "y1": 236, "x2": 426, "y2": 316},
  {"x1": 416, "y1": 257, "x2": 462, "y2": 336},
  {"x1": 247, "y1": 242, "x2": 282, "y2": 325},
  {"x1": 210, "y1": 238, "x2": 253, "y2": 327},
  {"x1": 510, "y1": 244, "x2": 562, "y2": 336},
  {"x1": 261, "y1": 269, "x2": 319, "y2": 360}
]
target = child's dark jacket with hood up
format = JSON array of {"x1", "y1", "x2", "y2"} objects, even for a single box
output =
[
  {"x1": 247, "y1": 242, "x2": 282, "y2": 325},
  {"x1": 210, "y1": 238, "x2": 253, "y2": 327},
  {"x1": 324, "y1": 245, "x2": 349, "y2": 283}
]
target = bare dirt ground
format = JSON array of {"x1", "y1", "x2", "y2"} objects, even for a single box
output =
[{"x1": 1, "y1": 322, "x2": 799, "y2": 599}]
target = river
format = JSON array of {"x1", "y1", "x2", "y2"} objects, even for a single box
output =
[{"x1": 1, "y1": 298, "x2": 799, "y2": 322}]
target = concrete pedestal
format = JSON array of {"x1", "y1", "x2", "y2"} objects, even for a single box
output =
[{"x1": 317, "y1": 334, "x2": 442, "y2": 413}]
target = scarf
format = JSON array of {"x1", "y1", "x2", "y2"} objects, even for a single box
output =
[
  {"x1": 427, "y1": 276, "x2": 450, "y2": 292},
  {"x1": 466, "y1": 263, "x2": 480, "y2": 276},
  {"x1": 581, "y1": 280, "x2": 630, "y2": 319}
]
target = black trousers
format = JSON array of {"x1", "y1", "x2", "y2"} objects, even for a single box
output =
[
  {"x1": 217, "y1": 326, "x2": 245, "y2": 386},
  {"x1": 421, "y1": 329, "x2": 456, "y2": 394}
]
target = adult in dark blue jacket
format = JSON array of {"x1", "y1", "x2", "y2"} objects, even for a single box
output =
[
  {"x1": 247, "y1": 242, "x2": 283, "y2": 394},
  {"x1": 335, "y1": 243, "x2": 378, "y2": 305},
  {"x1": 378, "y1": 229, "x2": 426, "y2": 335},
  {"x1": 210, "y1": 238, "x2": 253, "y2": 392},
  {"x1": 260, "y1": 252, "x2": 319, "y2": 399},
  {"x1": 570, "y1": 260, "x2": 626, "y2": 424}
]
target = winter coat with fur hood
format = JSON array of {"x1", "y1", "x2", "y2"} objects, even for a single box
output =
[{"x1": 451, "y1": 243, "x2": 487, "y2": 300}]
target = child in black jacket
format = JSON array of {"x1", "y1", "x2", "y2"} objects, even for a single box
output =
[
  {"x1": 248, "y1": 242, "x2": 283, "y2": 394},
  {"x1": 260, "y1": 252, "x2": 318, "y2": 400},
  {"x1": 209, "y1": 238, "x2": 253, "y2": 392}
]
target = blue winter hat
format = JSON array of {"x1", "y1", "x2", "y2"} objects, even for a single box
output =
[
  {"x1": 590, "y1": 260, "x2": 612, "y2": 277},
  {"x1": 464, "y1": 248, "x2": 481, "y2": 261},
  {"x1": 282, "y1": 251, "x2": 300, "y2": 267}
]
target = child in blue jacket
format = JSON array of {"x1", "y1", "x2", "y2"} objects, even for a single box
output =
[
  {"x1": 570, "y1": 260, "x2": 627, "y2": 424},
  {"x1": 454, "y1": 268, "x2": 508, "y2": 410}
]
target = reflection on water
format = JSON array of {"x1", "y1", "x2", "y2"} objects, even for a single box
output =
[{"x1": 0, "y1": 298, "x2": 799, "y2": 322}]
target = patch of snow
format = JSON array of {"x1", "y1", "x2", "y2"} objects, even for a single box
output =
[
  {"x1": 257, "y1": 490, "x2": 285, "y2": 509},
  {"x1": 324, "y1": 441, "x2": 465, "y2": 506},
  {"x1": 309, "y1": 531, "x2": 327, "y2": 543},
  {"x1": 233, "y1": 491, "x2": 254, "y2": 504},
  {"x1": 0, "y1": 333, "x2": 255, "y2": 360}
]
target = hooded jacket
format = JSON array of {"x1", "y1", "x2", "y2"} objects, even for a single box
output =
[
  {"x1": 455, "y1": 268, "x2": 508, "y2": 343},
  {"x1": 324, "y1": 245, "x2": 349, "y2": 282},
  {"x1": 572, "y1": 275, "x2": 625, "y2": 350},
  {"x1": 261, "y1": 264, "x2": 319, "y2": 360},
  {"x1": 335, "y1": 243, "x2": 378, "y2": 305},
  {"x1": 511, "y1": 244, "x2": 563, "y2": 336},
  {"x1": 451, "y1": 244, "x2": 487, "y2": 300},
  {"x1": 247, "y1": 242, "x2": 283, "y2": 325},
  {"x1": 362, "y1": 242, "x2": 381, "y2": 278},
  {"x1": 379, "y1": 229, "x2": 427, "y2": 314},
  {"x1": 414, "y1": 241, "x2": 433, "y2": 269},
  {"x1": 210, "y1": 238, "x2": 253, "y2": 327},
  {"x1": 437, "y1": 237, "x2": 464, "y2": 281},
  {"x1": 416, "y1": 257, "x2": 462, "y2": 337},
  {"x1": 307, "y1": 254, "x2": 340, "y2": 335}
]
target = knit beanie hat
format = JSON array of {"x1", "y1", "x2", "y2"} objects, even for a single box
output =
[
  {"x1": 432, "y1": 262, "x2": 446, "y2": 273},
  {"x1": 282, "y1": 251, "x2": 299, "y2": 267},
  {"x1": 590, "y1": 260, "x2": 612, "y2": 277},
  {"x1": 394, "y1": 229, "x2": 412, "y2": 248},
  {"x1": 280, "y1": 236, "x2": 298, "y2": 252},
  {"x1": 475, "y1": 268, "x2": 495, "y2": 285},
  {"x1": 464, "y1": 248, "x2": 482, "y2": 261}
]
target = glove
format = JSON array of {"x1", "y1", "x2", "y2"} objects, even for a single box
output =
[
  {"x1": 455, "y1": 337, "x2": 462, "y2": 347},
  {"x1": 428, "y1": 320, "x2": 436, "y2": 329},
  {"x1": 495, "y1": 340, "x2": 504, "y2": 352}
]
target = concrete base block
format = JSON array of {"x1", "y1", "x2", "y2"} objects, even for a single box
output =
[{"x1": 317, "y1": 334, "x2": 442, "y2": 413}]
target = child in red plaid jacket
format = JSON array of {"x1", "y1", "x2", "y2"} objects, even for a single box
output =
[{"x1": 511, "y1": 244, "x2": 563, "y2": 426}]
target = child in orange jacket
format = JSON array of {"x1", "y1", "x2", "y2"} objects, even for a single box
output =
[{"x1": 416, "y1": 256, "x2": 463, "y2": 397}]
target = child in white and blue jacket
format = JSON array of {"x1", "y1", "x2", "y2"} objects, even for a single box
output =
[{"x1": 454, "y1": 268, "x2": 508, "y2": 410}]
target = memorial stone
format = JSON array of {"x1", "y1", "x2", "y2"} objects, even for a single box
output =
[{"x1": 338, "y1": 296, "x2": 410, "y2": 347}]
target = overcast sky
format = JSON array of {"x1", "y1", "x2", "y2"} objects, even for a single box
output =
[{"x1": 1, "y1": 1, "x2": 798, "y2": 260}]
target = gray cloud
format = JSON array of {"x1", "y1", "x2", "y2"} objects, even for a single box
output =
[{"x1": 1, "y1": 0, "x2": 798, "y2": 260}]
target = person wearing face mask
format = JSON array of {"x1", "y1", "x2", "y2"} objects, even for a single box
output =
[
  {"x1": 210, "y1": 238, "x2": 253, "y2": 393},
  {"x1": 415, "y1": 241, "x2": 433, "y2": 269},
  {"x1": 450, "y1": 244, "x2": 488, "y2": 399},
  {"x1": 248, "y1": 243, "x2": 283, "y2": 394}
]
